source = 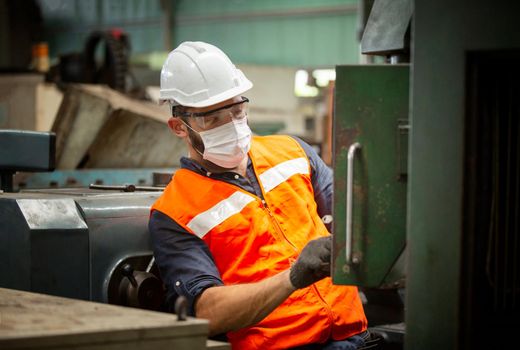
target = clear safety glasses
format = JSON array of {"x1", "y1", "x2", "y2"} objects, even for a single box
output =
[{"x1": 174, "y1": 97, "x2": 249, "y2": 130}]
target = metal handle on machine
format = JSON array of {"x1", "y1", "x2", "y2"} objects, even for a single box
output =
[{"x1": 346, "y1": 142, "x2": 361, "y2": 265}]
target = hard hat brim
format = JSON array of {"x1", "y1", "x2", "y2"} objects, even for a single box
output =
[{"x1": 160, "y1": 78, "x2": 252, "y2": 108}]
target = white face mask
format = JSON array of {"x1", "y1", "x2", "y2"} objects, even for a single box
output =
[{"x1": 191, "y1": 118, "x2": 252, "y2": 169}]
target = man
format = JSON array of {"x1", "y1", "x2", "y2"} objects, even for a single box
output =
[{"x1": 149, "y1": 41, "x2": 368, "y2": 349}]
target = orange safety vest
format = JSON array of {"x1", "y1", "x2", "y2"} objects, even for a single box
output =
[{"x1": 152, "y1": 135, "x2": 367, "y2": 349}]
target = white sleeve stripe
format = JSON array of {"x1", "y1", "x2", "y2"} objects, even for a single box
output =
[
  {"x1": 187, "y1": 191, "x2": 255, "y2": 238},
  {"x1": 259, "y1": 157, "x2": 310, "y2": 193}
]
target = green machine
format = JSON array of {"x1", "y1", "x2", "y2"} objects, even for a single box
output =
[
  {"x1": 331, "y1": 0, "x2": 411, "y2": 291},
  {"x1": 331, "y1": 65, "x2": 408, "y2": 288}
]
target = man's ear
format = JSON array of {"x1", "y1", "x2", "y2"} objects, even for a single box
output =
[{"x1": 168, "y1": 117, "x2": 188, "y2": 138}]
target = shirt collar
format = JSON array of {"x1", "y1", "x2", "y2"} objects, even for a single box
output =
[{"x1": 180, "y1": 156, "x2": 252, "y2": 177}]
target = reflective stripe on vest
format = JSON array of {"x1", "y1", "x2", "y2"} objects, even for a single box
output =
[
  {"x1": 187, "y1": 191, "x2": 255, "y2": 238},
  {"x1": 259, "y1": 157, "x2": 309, "y2": 192}
]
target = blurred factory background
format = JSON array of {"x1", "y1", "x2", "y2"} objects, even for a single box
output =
[
  {"x1": 1, "y1": 0, "x2": 519, "y2": 349},
  {"x1": 1, "y1": 0, "x2": 368, "y2": 178}
]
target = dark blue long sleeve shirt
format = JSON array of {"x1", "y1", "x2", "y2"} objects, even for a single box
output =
[{"x1": 149, "y1": 136, "x2": 333, "y2": 315}]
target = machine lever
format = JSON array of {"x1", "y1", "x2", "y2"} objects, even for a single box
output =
[
  {"x1": 346, "y1": 142, "x2": 362, "y2": 265},
  {"x1": 146, "y1": 256, "x2": 155, "y2": 273},
  {"x1": 121, "y1": 263, "x2": 138, "y2": 287},
  {"x1": 89, "y1": 184, "x2": 165, "y2": 192}
]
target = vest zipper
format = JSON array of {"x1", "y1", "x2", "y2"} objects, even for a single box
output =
[
  {"x1": 262, "y1": 196, "x2": 334, "y2": 334},
  {"x1": 311, "y1": 283, "x2": 334, "y2": 338},
  {"x1": 261, "y1": 199, "x2": 298, "y2": 252}
]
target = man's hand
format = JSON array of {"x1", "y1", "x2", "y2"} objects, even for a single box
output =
[{"x1": 289, "y1": 236, "x2": 332, "y2": 289}]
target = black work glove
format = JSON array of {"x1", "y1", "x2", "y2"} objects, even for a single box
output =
[{"x1": 289, "y1": 236, "x2": 332, "y2": 289}]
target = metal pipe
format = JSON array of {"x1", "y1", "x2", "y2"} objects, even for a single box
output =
[
  {"x1": 494, "y1": 96, "x2": 500, "y2": 310},
  {"x1": 89, "y1": 184, "x2": 164, "y2": 192},
  {"x1": 390, "y1": 54, "x2": 407, "y2": 64},
  {"x1": 504, "y1": 86, "x2": 513, "y2": 308},
  {"x1": 513, "y1": 102, "x2": 520, "y2": 308}
]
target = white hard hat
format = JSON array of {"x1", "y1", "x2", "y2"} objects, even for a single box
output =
[{"x1": 160, "y1": 41, "x2": 253, "y2": 108}]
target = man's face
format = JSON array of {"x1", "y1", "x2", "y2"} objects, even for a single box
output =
[
  {"x1": 180, "y1": 95, "x2": 248, "y2": 152},
  {"x1": 171, "y1": 95, "x2": 250, "y2": 170}
]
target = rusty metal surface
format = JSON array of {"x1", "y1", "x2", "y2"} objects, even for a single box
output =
[{"x1": 332, "y1": 64, "x2": 409, "y2": 287}]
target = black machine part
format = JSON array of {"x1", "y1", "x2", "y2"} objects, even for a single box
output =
[
  {"x1": 108, "y1": 255, "x2": 165, "y2": 311},
  {"x1": 0, "y1": 130, "x2": 55, "y2": 192},
  {"x1": 83, "y1": 29, "x2": 130, "y2": 91},
  {"x1": 369, "y1": 323, "x2": 405, "y2": 350},
  {"x1": 361, "y1": 0, "x2": 412, "y2": 60},
  {"x1": 54, "y1": 29, "x2": 130, "y2": 92}
]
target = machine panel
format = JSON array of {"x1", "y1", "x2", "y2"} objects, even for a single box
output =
[
  {"x1": 0, "y1": 189, "x2": 164, "y2": 308},
  {"x1": 332, "y1": 64, "x2": 409, "y2": 287}
]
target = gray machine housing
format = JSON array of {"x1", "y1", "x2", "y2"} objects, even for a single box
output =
[{"x1": 0, "y1": 189, "x2": 162, "y2": 305}]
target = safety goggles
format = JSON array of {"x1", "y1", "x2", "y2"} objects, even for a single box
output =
[{"x1": 174, "y1": 97, "x2": 249, "y2": 130}]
